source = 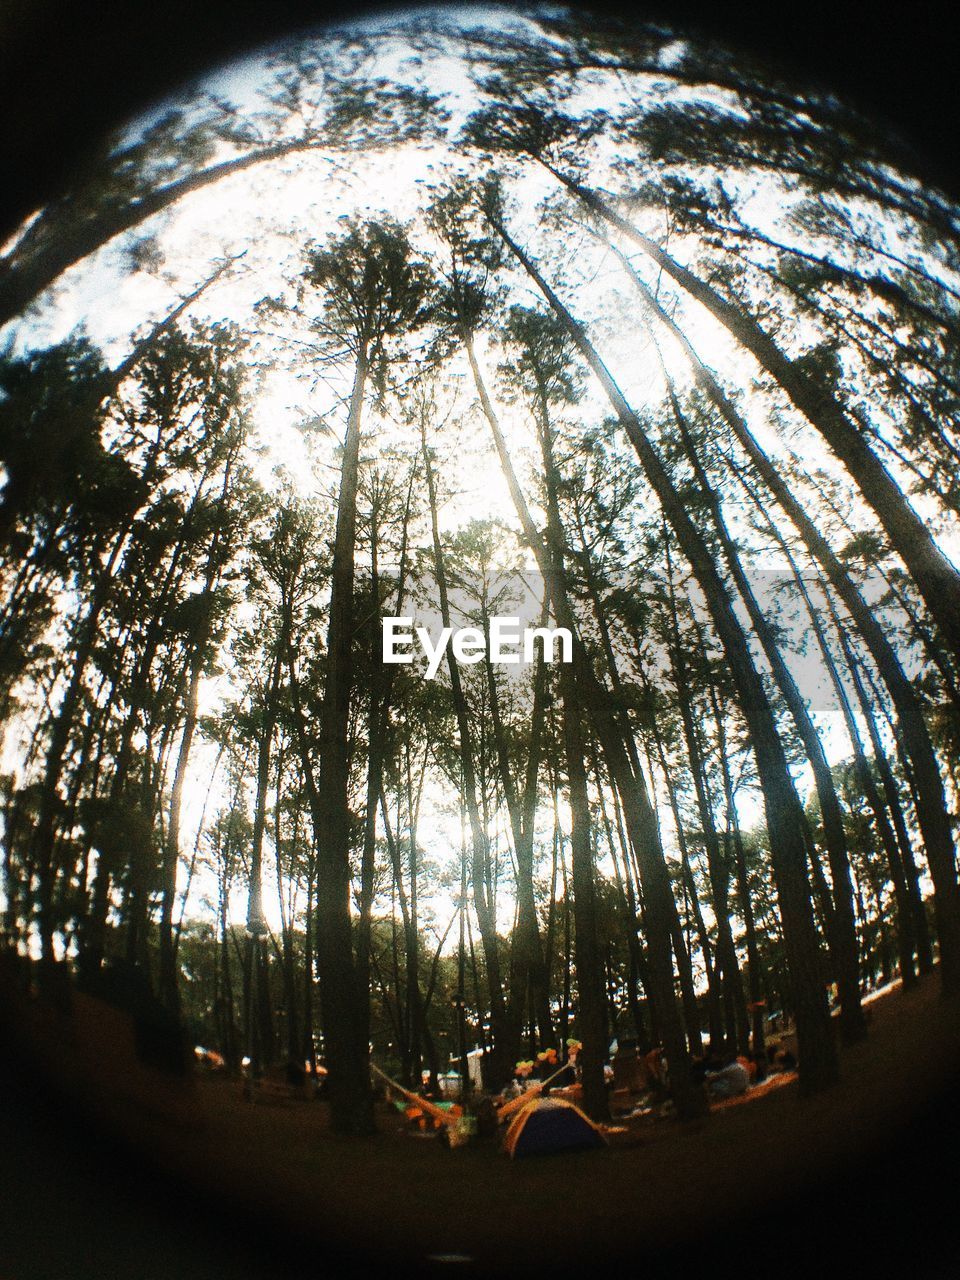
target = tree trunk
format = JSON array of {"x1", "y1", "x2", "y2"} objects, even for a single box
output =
[
  {"x1": 550, "y1": 166, "x2": 960, "y2": 662},
  {"x1": 666, "y1": 386, "x2": 865, "y2": 1042},
  {"x1": 492, "y1": 216, "x2": 838, "y2": 1093},
  {"x1": 463, "y1": 326, "x2": 703, "y2": 1119},
  {"x1": 311, "y1": 346, "x2": 374, "y2": 1134},
  {"x1": 420, "y1": 422, "x2": 511, "y2": 1089},
  {"x1": 775, "y1": 528, "x2": 920, "y2": 985},
  {"x1": 618, "y1": 252, "x2": 959, "y2": 998}
]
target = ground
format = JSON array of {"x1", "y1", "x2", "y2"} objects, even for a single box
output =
[{"x1": 1, "y1": 974, "x2": 959, "y2": 1278}]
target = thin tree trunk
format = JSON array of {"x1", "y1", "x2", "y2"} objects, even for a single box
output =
[
  {"x1": 420, "y1": 421, "x2": 511, "y2": 1089},
  {"x1": 547, "y1": 166, "x2": 960, "y2": 661},
  {"x1": 312, "y1": 344, "x2": 374, "y2": 1134},
  {"x1": 612, "y1": 238, "x2": 960, "y2": 995},
  {"x1": 491, "y1": 214, "x2": 837, "y2": 1093},
  {"x1": 462, "y1": 325, "x2": 703, "y2": 1118},
  {"x1": 665, "y1": 384, "x2": 865, "y2": 1042},
  {"x1": 774, "y1": 529, "x2": 921, "y2": 985}
]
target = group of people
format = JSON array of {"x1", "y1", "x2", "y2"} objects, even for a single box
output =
[
  {"x1": 612, "y1": 1036, "x2": 800, "y2": 1105},
  {"x1": 691, "y1": 1040, "x2": 799, "y2": 1098},
  {"x1": 494, "y1": 1030, "x2": 801, "y2": 1115}
]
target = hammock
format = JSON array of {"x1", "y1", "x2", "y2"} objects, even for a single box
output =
[{"x1": 371, "y1": 1063, "x2": 474, "y2": 1143}]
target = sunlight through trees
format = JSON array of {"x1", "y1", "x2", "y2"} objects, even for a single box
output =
[{"x1": 1, "y1": 4, "x2": 958, "y2": 1137}]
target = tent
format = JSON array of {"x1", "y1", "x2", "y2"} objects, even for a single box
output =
[{"x1": 503, "y1": 1097, "x2": 606, "y2": 1159}]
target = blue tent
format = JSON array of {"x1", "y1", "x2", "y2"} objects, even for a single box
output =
[{"x1": 504, "y1": 1098, "x2": 606, "y2": 1159}]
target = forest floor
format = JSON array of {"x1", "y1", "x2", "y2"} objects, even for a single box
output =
[{"x1": 3, "y1": 972, "x2": 960, "y2": 1278}]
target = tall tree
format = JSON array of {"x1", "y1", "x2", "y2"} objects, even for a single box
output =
[{"x1": 295, "y1": 219, "x2": 430, "y2": 1134}]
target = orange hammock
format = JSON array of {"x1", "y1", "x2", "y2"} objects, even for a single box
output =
[{"x1": 370, "y1": 1064, "x2": 464, "y2": 1130}]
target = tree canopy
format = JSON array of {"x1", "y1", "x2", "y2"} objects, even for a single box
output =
[{"x1": 1, "y1": 4, "x2": 958, "y2": 1135}]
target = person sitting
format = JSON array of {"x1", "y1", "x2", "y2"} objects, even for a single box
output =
[{"x1": 705, "y1": 1055, "x2": 750, "y2": 1099}]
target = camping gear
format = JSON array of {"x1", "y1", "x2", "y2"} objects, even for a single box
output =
[
  {"x1": 391, "y1": 1094, "x2": 462, "y2": 1133},
  {"x1": 371, "y1": 1064, "x2": 473, "y2": 1145},
  {"x1": 390, "y1": 1095, "x2": 433, "y2": 1130},
  {"x1": 502, "y1": 1097, "x2": 606, "y2": 1159}
]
